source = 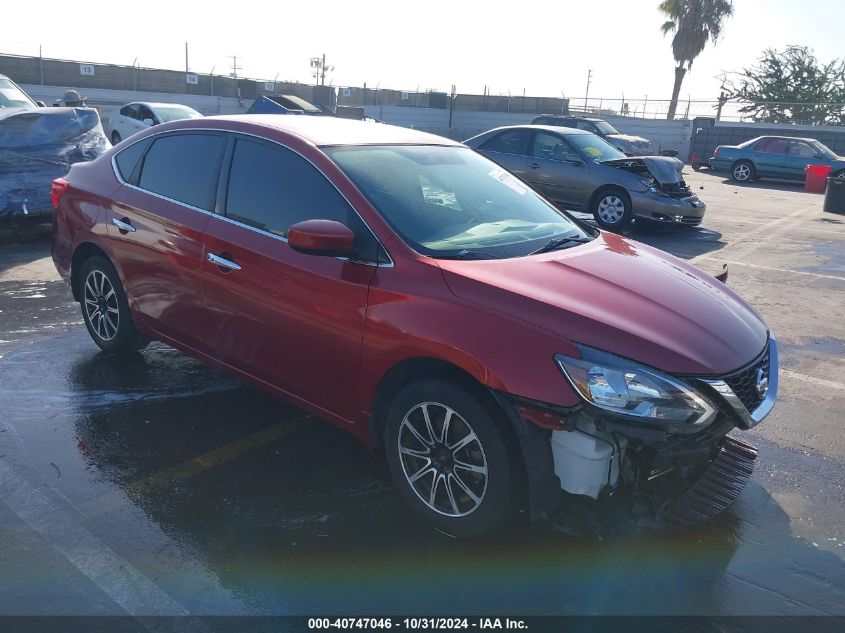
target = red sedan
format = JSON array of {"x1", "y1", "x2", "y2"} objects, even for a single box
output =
[{"x1": 52, "y1": 115, "x2": 777, "y2": 536}]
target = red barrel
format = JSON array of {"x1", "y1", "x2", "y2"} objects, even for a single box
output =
[{"x1": 805, "y1": 164, "x2": 832, "y2": 193}]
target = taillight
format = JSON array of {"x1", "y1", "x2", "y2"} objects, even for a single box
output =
[
  {"x1": 51, "y1": 178, "x2": 70, "y2": 209},
  {"x1": 714, "y1": 147, "x2": 720, "y2": 158}
]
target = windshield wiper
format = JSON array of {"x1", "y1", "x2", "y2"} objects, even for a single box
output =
[
  {"x1": 443, "y1": 250, "x2": 502, "y2": 260},
  {"x1": 530, "y1": 234, "x2": 592, "y2": 255}
]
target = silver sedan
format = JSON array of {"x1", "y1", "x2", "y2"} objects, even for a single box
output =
[{"x1": 464, "y1": 125, "x2": 705, "y2": 231}]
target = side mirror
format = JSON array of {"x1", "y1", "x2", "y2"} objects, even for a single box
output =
[
  {"x1": 143, "y1": 118, "x2": 155, "y2": 126},
  {"x1": 35, "y1": 100, "x2": 47, "y2": 107},
  {"x1": 288, "y1": 220, "x2": 355, "y2": 257},
  {"x1": 564, "y1": 153, "x2": 584, "y2": 164}
]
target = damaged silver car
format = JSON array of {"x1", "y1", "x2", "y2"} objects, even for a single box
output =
[{"x1": 465, "y1": 125, "x2": 705, "y2": 230}]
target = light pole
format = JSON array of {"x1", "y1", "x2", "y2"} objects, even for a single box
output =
[{"x1": 584, "y1": 69, "x2": 592, "y2": 112}]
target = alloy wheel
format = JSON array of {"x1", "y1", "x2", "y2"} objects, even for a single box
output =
[
  {"x1": 397, "y1": 402, "x2": 488, "y2": 517},
  {"x1": 83, "y1": 270, "x2": 119, "y2": 342},
  {"x1": 597, "y1": 195, "x2": 625, "y2": 224},
  {"x1": 733, "y1": 164, "x2": 751, "y2": 181}
]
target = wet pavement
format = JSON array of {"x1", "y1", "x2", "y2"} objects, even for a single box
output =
[{"x1": 1, "y1": 171, "x2": 845, "y2": 617}]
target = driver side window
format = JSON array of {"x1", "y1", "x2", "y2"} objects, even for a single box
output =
[
  {"x1": 224, "y1": 137, "x2": 381, "y2": 262},
  {"x1": 531, "y1": 132, "x2": 572, "y2": 161}
]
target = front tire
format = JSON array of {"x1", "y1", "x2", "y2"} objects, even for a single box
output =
[
  {"x1": 592, "y1": 187, "x2": 633, "y2": 230},
  {"x1": 731, "y1": 160, "x2": 755, "y2": 182},
  {"x1": 385, "y1": 380, "x2": 519, "y2": 538},
  {"x1": 80, "y1": 256, "x2": 147, "y2": 354}
]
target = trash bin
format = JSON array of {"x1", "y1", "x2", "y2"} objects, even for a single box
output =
[
  {"x1": 805, "y1": 164, "x2": 832, "y2": 193},
  {"x1": 823, "y1": 177, "x2": 845, "y2": 214}
]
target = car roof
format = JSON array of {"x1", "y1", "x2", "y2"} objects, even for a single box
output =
[
  {"x1": 754, "y1": 135, "x2": 819, "y2": 143},
  {"x1": 130, "y1": 102, "x2": 197, "y2": 109},
  {"x1": 199, "y1": 114, "x2": 462, "y2": 147},
  {"x1": 489, "y1": 124, "x2": 593, "y2": 136},
  {"x1": 536, "y1": 115, "x2": 602, "y2": 122}
]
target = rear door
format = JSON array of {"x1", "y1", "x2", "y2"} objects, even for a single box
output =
[
  {"x1": 751, "y1": 138, "x2": 790, "y2": 177},
  {"x1": 476, "y1": 129, "x2": 531, "y2": 176},
  {"x1": 523, "y1": 131, "x2": 589, "y2": 208},
  {"x1": 200, "y1": 135, "x2": 380, "y2": 411},
  {"x1": 107, "y1": 131, "x2": 225, "y2": 350}
]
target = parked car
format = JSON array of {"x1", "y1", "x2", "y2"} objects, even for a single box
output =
[
  {"x1": 103, "y1": 102, "x2": 202, "y2": 144},
  {"x1": 465, "y1": 125, "x2": 705, "y2": 230},
  {"x1": 710, "y1": 136, "x2": 845, "y2": 182},
  {"x1": 52, "y1": 116, "x2": 776, "y2": 537},
  {"x1": 531, "y1": 114, "x2": 652, "y2": 156},
  {"x1": 0, "y1": 73, "x2": 109, "y2": 224}
]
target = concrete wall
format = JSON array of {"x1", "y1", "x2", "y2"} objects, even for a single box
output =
[
  {"x1": 363, "y1": 106, "x2": 694, "y2": 158},
  {"x1": 21, "y1": 84, "x2": 249, "y2": 120}
]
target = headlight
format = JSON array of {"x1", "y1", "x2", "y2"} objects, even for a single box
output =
[
  {"x1": 639, "y1": 177, "x2": 659, "y2": 193},
  {"x1": 555, "y1": 346, "x2": 717, "y2": 433}
]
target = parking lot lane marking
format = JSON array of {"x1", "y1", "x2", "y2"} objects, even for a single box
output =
[
  {"x1": 695, "y1": 257, "x2": 845, "y2": 283},
  {"x1": 781, "y1": 370, "x2": 845, "y2": 392},
  {"x1": 128, "y1": 415, "x2": 312, "y2": 494},
  {"x1": 705, "y1": 216, "x2": 845, "y2": 237},
  {"x1": 0, "y1": 460, "x2": 209, "y2": 625},
  {"x1": 718, "y1": 208, "x2": 813, "y2": 260},
  {"x1": 79, "y1": 415, "x2": 312, "y2": 518}
]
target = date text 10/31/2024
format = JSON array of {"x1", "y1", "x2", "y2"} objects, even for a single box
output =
[{"x1": 307, "y1": 618, "x2": 528, "y2": 630}]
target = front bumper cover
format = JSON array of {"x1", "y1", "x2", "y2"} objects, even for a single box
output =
[{"x1": 494, "y1": 335, "x2": 777, "y2": 523}]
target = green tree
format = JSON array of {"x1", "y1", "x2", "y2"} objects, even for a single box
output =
[
  {"x1": 726, "y1": 46, "x2": 845, "y2": 125},
  {"x1": 659, "y1": 0, "x2": 734, "y2": 120}
]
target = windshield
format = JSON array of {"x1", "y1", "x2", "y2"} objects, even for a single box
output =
[
  {"x1": 810, "y1": 140, "x2": 838, "y2": 159},
  {"x1": 593, "y1": 121, "x2": 619, "y2": 135},
  {"x1": 154, "y1": 106, "x2": 203, "y2": 122},
  {"x1": 326, "y1": 145, "x2": 592, "y2": 259},
  {"x1": 568, "y1": 134, "x2": 626, "y2": 163},
  {"x1": 0, "y1": 78, "x2": 37, "y2": 109}
]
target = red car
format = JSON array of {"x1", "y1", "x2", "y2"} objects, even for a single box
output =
[{"x1": 52, "y1": 116, "x2": 777, "y2": 537}]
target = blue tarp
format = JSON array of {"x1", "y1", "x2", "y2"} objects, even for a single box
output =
[{"x1": 0, "y1": 107, "x2": 109, "y2": 223}]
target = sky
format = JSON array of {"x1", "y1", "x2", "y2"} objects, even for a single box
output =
[{"x1": 2, "y1": 0, "x2": 842, "y2": 104}]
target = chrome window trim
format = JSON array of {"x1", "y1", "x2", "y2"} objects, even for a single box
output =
[
  {"x1": 109, "y1": 127, "x2": 394, "y2": 268},
  {"x1": 700, "y1": 334, "x2": 778, "y2": 430}
]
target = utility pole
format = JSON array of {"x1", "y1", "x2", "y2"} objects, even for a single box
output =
[
  {"x1": 39, "y1": 44, "x2": 44, "y2": 85},
  {"x1": 228, "y1": 55, "x2": 242, "y2": 98},
  {"x1": 132, "y1": 57, "x2": 138, "y2": 92},
  {"x1": 210, "y1": 65, "x2": 215, "y2": 97},
  {"x1": 185, "y1": 42, "x2": 189, "y2": 72},
  {"x1": 584, "y1": 69, "x2": 593, "y2": 112}
]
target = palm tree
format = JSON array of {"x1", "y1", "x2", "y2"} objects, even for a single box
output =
[{"x1": 660, "y1": 0, "x2": 734, "y2": 119}]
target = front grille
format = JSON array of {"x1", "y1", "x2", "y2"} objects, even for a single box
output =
[
  {"x1": 723, "y1": 345, "x2": 770, "y2": 413},
  {"x1": 680, "y1": 216, "x2": 702, "y2": 225}
]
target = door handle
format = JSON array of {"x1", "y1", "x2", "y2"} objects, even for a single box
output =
[
  {"x1": 112, "y1": 217, "x2": 136, "y2": 233},
  {"x1": 528, "y1": 162, "x2": 541, "y2": 169},
  {"x1": 207, "y1": 252, "x2": 242, "y2": 271}
]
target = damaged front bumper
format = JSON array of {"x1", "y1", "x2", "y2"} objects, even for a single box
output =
[
  {"x1": 494, "y1": 336, "x2": 777, "y2": 527},
  {"x1": 630, "y1": 190, "x2": 706, "y2": 226}
]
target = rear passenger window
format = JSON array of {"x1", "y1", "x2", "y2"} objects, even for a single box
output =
[
  {"x1": 225, "y1": 138, "x2": 380, "y2": 261},
  {"x1": 138, "y1": 134, "x2": 224, "y2": 210},
  {"x1": 479, "y1": 130, "x2": 531, "y2": 155},
  {"x1": 114, "y1": 138, "x2": 151, "y2": 181}
]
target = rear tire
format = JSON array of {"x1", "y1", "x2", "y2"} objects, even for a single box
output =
[
  {"x1": 592, "y1": 187, "x2": 633, "y2": 231},
  {"x1": 111, "y1": 131, "x2": 122, "y2": 145},
  {"x1": 384, "y1": 379, "x2": 519, "y2": 538},
  {"x1": 79, "y1": 255, "x2": 147, "y2": 355},
  {"x1": 730, "y1": 160, "x2": 755, "y2": 182}
]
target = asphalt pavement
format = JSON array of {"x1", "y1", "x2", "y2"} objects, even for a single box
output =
[{"x1": 0, "y1": 171, "x2": 844, "y2": 619}]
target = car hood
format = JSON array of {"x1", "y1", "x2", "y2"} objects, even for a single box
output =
[
  {"x1": 601, "y1": 156, "x2": 685, "y2": 185},
  {"x1": 607, "y1": 133, "x2": 650, "y2": 146},
  {"x1": 437, "y1": 232, "x2": 767, "y2": 375}
]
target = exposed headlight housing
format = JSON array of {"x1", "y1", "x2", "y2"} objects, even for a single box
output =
[{"x1": 555, "y1": 346, "x2": 717, "y2": 434}]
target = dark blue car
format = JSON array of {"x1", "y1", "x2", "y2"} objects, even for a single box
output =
[{"x1": 709, "y1": 136, "x2": 845, "y2": 182}]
